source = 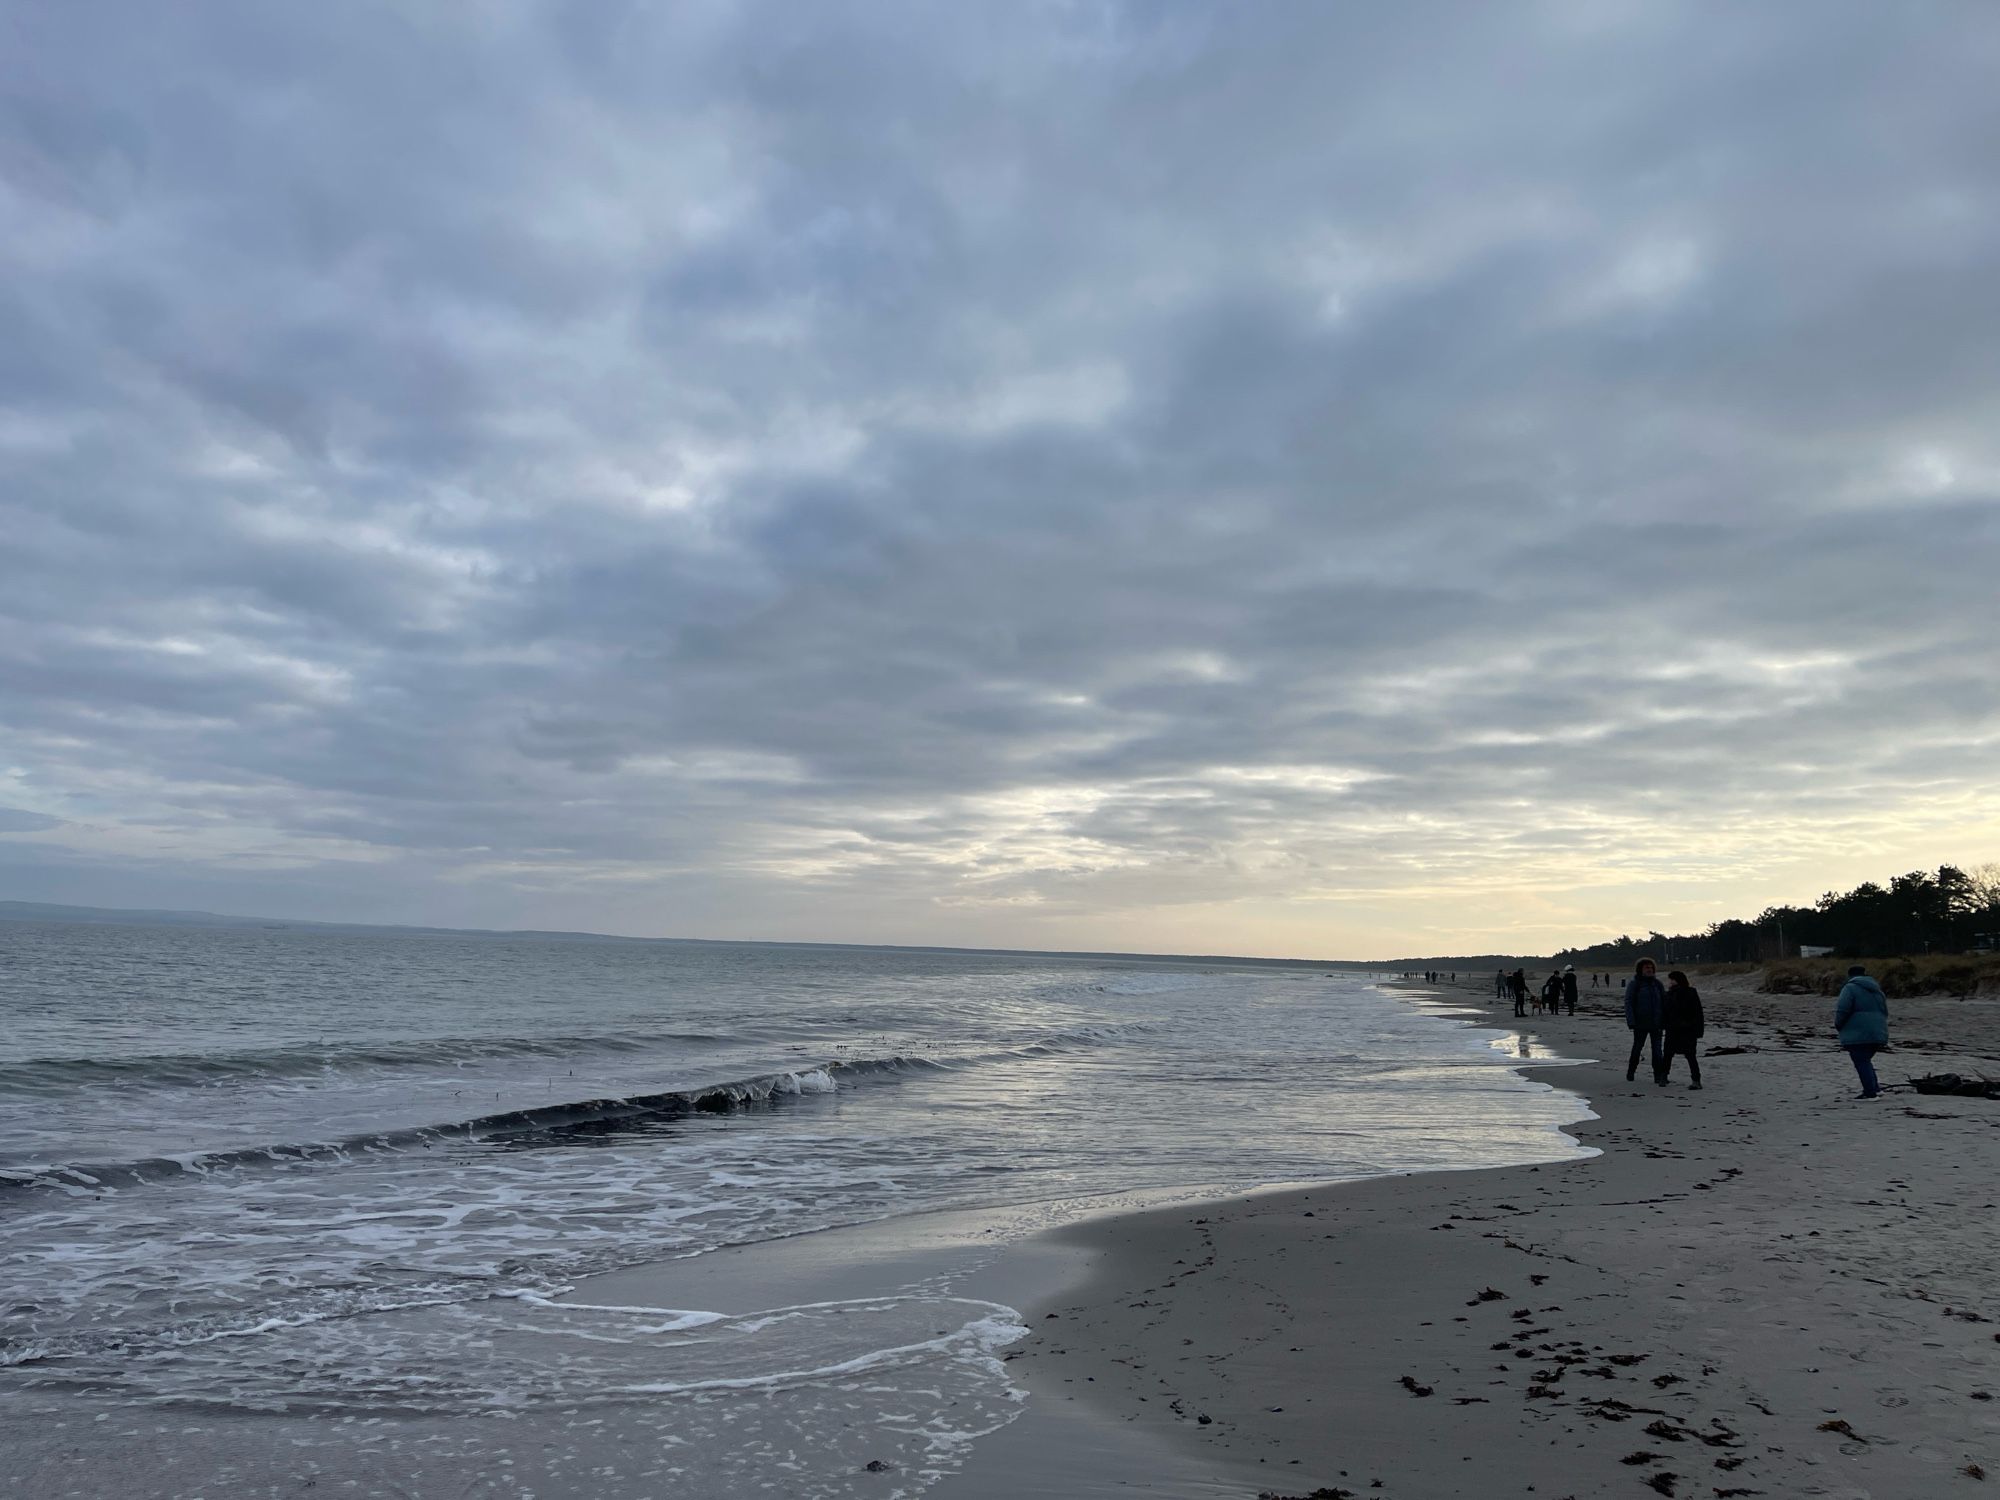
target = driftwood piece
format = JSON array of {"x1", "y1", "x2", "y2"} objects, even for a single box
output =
[{"x1": 1908, "y1": 1073, "x2": 2000, "y2": 1100}]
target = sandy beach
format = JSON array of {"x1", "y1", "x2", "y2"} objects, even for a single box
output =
[{"x1": 962, "y1": 973, "x2": 1999, "y2": 1498}]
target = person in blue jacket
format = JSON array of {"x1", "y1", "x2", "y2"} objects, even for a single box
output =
[
  {"x1": 1834, "y1": 964, "x2": 1890, "y2": 1100},
  {"x1": 1623, "y1": 956, "x2": 1668, "y2": 1084}
]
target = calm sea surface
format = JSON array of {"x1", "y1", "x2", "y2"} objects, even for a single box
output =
[{"x1": 0, "y1": 921, "x2": 1590, "y2": 1497}]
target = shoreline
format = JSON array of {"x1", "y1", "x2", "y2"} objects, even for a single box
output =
[
  {"x1": 10, "y1": 971, "x2": 1992, "y2": 1498},
  {"x1": 962, "y1": 973, "x2": 1999, "y2": 1497},
  {"x1": 533, "y1": 980, "x2": 1599, "y2": 1499}
]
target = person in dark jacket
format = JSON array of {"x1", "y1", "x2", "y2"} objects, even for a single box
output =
[
  {"x1": 1561, "y1": 965, "x2": 1578, "y2": 1015},
  {"x1": 1661, "y1": 970, "x2": 1704, "y2": 1088},
  {"x1": 1834, "y1": 964, "x2": 1890, "y2": 1100},
  {"x1": 1623, "y1": 957, "x2": 1667, "y2": 1084},
  {"x1": 1510, "y1": 968, "x2": 1528, "y2": 1017}
]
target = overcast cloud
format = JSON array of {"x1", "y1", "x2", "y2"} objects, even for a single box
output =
[{"x1": 3, "y1": 1, "x2": 1998, "y2": 957}]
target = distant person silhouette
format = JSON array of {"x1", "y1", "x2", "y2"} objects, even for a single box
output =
[
  {"x1": 1561, "y1": 965, "x2": 1578, "y2": 1014},
  {"x1": 1662, "y1": 970, "x2": 1704, "y2": 1089},
  {"x1": 1510, "y1": 968, "x2": 1529, "y2": 1017},
  {"x1": 1834, "y1": 964, "x2": 1890, "y2": 1100},
  {"x1": 1623, "y1": 958, "x2": 1667, "y2": 1084}
]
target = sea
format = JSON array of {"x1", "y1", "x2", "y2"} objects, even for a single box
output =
[{"x1": 0, "y1": 920, "x2": 1593, "y2": 1498}]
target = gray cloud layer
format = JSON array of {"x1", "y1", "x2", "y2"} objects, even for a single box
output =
[{"x1": 4, "y1": 2, "x2": 1998, "y2": 954}]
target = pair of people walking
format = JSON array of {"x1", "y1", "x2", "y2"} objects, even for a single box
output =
[
  {"x1": 1622, "y1": 958, "x2": 1704, "y2": 1088},
  {"x1": 1535, "y1": 967, "x2": 1578, "y2": 1015}
]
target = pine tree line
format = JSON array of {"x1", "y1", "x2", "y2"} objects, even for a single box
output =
[{"x1": 1556, "y1": 863, "x2": 2000, "y2": 966}]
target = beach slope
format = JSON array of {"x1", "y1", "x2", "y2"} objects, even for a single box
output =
[{"x1": 983, "y1": 982, "x2": 1998, "y2": 1497}]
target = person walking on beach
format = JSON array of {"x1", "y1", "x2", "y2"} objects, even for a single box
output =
[
  {"x1": 1510, "y1": 968, "x2": 1529, "y2": 1017},
  {"x1": 1561, "y1": 965, "x2": 1578, "y2": 1015},
  {"x1": 1496, "y1": 968, "x2": 1508, "y2": 1001},
  {"x1": 1623, "y1": 957, "x2": 1667, "y2": 1084},
  {"x1": 1834, "y1": 964, "x2": 1890, "y2": 1100},
  {"x1": 1662, "y1": 970, "x2": 1704, "y2": 1089}
]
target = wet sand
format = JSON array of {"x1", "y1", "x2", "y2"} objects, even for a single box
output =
[
  {"x1": 0, "y1": 1189, "x2": 1233, "y2": 1500},
  {"x1": 964, "y1": 973, "x2": 2000, "y2": 1497}
]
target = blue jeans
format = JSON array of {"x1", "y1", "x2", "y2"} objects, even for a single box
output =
[
  {"x1": 1627, "y1": 1027, "x2": 1664, "y2": 1080},
  {"x1": 1846, "y1": 1044, "x2": 1881, "y2": 1097}
]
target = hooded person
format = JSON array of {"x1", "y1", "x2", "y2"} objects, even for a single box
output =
[
  {"x1": 1662, "y1": 970, "x2": 1705, "y2": 1089},
  {"x1": 1560, "y1": 964, "x2": 1578, "y2": 1014},
  {"x1": 1834, "y1": 965, "x2": 1890, "y2": 1100},
  {"x1": 1622, "y1": 957, "x2": 1668, "y2": 1084}
]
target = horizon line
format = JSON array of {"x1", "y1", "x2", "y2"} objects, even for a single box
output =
[{"x1": 0, "y1": 896, "x2": 1572, "y2": 969}]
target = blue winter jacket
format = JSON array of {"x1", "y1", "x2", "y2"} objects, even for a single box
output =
[
  {"x1": 1834, "y1": 976, "x2": 1890, "y2": 1047},
  {"x1": 1623, "y1": 974, "x2": 1666, "y2": 1031}
]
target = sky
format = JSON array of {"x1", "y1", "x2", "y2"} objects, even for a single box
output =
[{"x1": 3, "y1": 2, "x2": 1999, "y2": 960}]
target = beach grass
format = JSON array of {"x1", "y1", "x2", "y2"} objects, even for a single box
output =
[{"x1": 1754, "y1": 952, "x2": 2000, "y2": 998}]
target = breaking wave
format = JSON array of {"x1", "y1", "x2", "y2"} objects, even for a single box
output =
[{"x1": 0, "y1": 1031, "x2": 1132, "y2": 1193}]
